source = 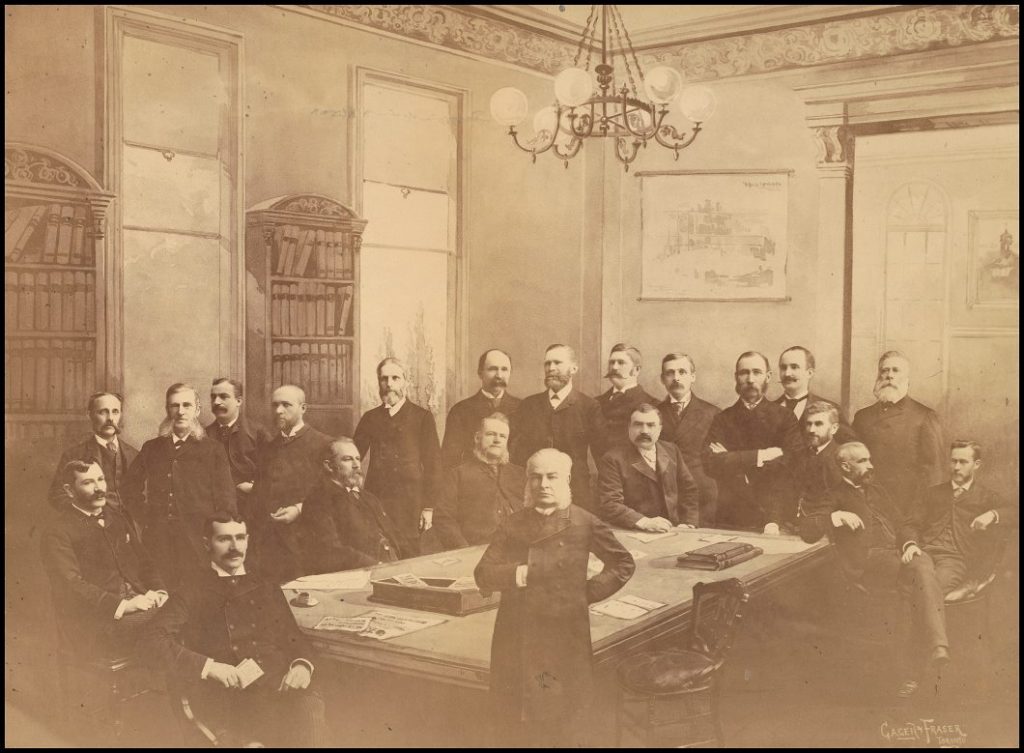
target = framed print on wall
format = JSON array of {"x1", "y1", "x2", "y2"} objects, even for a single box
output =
[
  {"x1": 638, "y1": 169, "x2": 791, "y2": 301},
  {"x1": 967, "y1": 210, "x2": 1018, "y2": 309}
]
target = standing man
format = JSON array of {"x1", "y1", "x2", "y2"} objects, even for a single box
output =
[
  {"x1": 205, "y1": 378, "x2": 269, "y2": 524},
  {"x1": 434, "y1": 413, "x2": 526, "y2": 550},
  {"x1": 299, "y1": 437, "x2": 405, "y2": 573},
  {"x1": 354, "y1": 358, "x2": 442, "y2": 557},
  {"x1": 595, "y1": 343, "x2": 657, "y2": 450},
  {"x1": 853, "y1": 351, "x2": 945, "y2": 509},
  {"x1": 47, "y1": 392, "x2": 139, "y2": 509},
  {"x1": 121, "y1": 384, "x2": 236, "y2": 587},
  {"x1": 41, "y1": 460, "x2": 168, "y2": 655},
  {"x1": 474, "y1": 449, "x2": 634, "y2": 747},
  {"x1": 656, "y1": 353, "x2": 720, "y2": 526},
  {"x1": 252, "y1": 385, "x2": 330, "y2": 582},
  {"x1": 441, "y1": 349, "x2": 521, "y2": 469},
  {"x1": 511, "y1": 344, "x2": 605, "y2": 512},
  {"x1": 775, "y1": 346, "x2": 854, "y2": 442},
  {"x1": 702, "y1": 352, "x2": 803, "y2": 533},
  {"x1": 145, "y1": 514, "x2": 328, "y2": 748},
  {"x1": 597, "y1": 404, "x2": 700, "y2": 531}
]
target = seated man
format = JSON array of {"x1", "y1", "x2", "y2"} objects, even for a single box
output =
[
  {"x1": 300, "y1": 437, "x2": 406, "y2": 573},
  {"x1": 145, "y1": 514, "x2": 327, "y2": 747},
  {"x1": 41, "y1": 460, "x2": 168, "y2": 655},
  {"x1": 597, "y1": 404, "x2": 700, "y2": 531},
  {"x1": 434, "y1": 413, "x2": 526, "y2": 549},
  {"x1": 896, "y1": 440, "x2": 1016, "y2": 693},
  {"x1": 795, "y1": 401, "x2": 845, "y2": 527}
]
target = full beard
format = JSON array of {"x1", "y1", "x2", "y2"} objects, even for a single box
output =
[
  {"x1": 873, "y1": 380, "x2": 907, "y2": 403},
  {"x1": 474, "y1": 446, "x2": 509, "y2": 466},
  {"x1": 544, "y1": 374, "x2": 569, "y2": 392}
]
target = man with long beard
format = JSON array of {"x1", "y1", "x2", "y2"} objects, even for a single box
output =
[
  {"x1": 702, "y1": 351, "x2": 803, "y2": 532},
  {"x1": 511, "y1": 344, "x2": 605, "y2": 512},
  {"x1": 434, "y1": 413, "x2": 526, "y2": 549},
  {"x1": 121, "y1": 383, "x2": 235, "y2": 587},
  {"x1": 354, "y1": 358, "x2": 442, "y2": 557},
  {"x1": 474, "y1": 449, "x2": 634, "y2": 747},
  {"x1": 852, "y1": 351, "x2": 945, "y2": 510},
  {"x1": 441, "y1": 349, "x2": 521, "y2": 469},
  {"x1": 47, "y1": 392, "x2": 139, "y2": 509}
]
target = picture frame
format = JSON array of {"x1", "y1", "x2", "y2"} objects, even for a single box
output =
[
  {"x1": 638, "y1": 169, "x2": 791, "y2": 301},
  {"x1": 967, "y1": 210, "x2": 1019, "y2": 309}
]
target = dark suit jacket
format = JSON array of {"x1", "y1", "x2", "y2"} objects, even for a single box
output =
[
  {"x1": 795, "y1": 440, "x2": 844, "y2": 515},
  {"x1": 597, "y1": 441, "x2": 699, "y2": 528},
  {"x1": 773, "y1": 391, "x2": 856, "y2": 444},
  {"x1": 441, "y1": 391, "x2": 521, "y2": 469},
  {"x1": 434, "y1": 458, "x2": 526, "y2": 549},
  {"x1": 354, "y1": 400, "x2": 442, "y2": 542},
  {"x1": 205, "y1": 416, "x2": 271, "y2": 487},
  {"x1": 474, "y1": 505, "x2": 634, "y2": 722},
  {"x1": 702, "y1": 398, "x2": 803, "y2": 530},
  {"x1": 511, "y1": 387, "x2": 605, "y2": 511},
  {"x1": 40, "y1": 503, "x2": 163, "y2": 638},
  {"x1": 299, "y1": 478, "x2": 404, "y2": 572},
  {"x1": 120, "y1": 434, "x2": 236, "y2": 561},
  {"x1": 47, "y1": 435, "x2": 140, "y2": 509},
  {"x1": 657, "y1": 394, "x2": 720, "y2": 524},
  {"x1": 898, "y1": 480, "x2": 1015, "y2": 576},
  {"x1": 145, "y1": 567, "x2": 314, "y2": 689},
  {"x1": 596, "y1": 384, "x2": 658, "y2": 450},
  {"x1": 852, "y1": 397, "x2": 945, "y2": 510},
  {"x1": 800, "y1": 479, "x2": 901, "y2": 584}
]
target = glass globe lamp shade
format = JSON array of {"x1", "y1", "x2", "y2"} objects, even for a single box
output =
[
  {"x1": 490, "y1": 87, "x2": 529, "y2": 126},
  {"x1": 532, "y1": 106, "x2": 560, "y2": 142},
  {"x1": 677, "y1": 85, "x2": 717, "y2": 123},
  {"x1": 642, "y1": 66, "x2": 684, "y2": 104},
  {"x1": 553, "y1": 67, "x2": 594, "y2": 107}
]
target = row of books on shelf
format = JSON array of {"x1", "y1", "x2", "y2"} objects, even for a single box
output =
[
  {"x1": 271, "y1": 282, "x2": 353, "y2": 337},
  {"x1": 5, "y1": 203, "x2": 94, "y2": 265},
  {"x1": 5, "y1": 338, "x2": 95, "y2": 413},
  {"x1": 272, "y1": 225, "x2": 355, "y2": 279},
  {"x1": 271, "y1": 341, "x2": 351, "y2": 405},
  {"x1": 6, "y1": 270, "x2": 95, "y2": 333}
]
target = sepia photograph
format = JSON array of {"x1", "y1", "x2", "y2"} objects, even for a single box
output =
[{"x1": 5, "y1": 4, "x2": 1019, "y2": 748}]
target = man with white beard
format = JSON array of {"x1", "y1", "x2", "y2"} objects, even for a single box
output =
[
  {"x1": 354, "y1": 357, "x2": 442, "y2": 557},
  {"x1": 852, "y1": 351, "x2": 945, "y2": 509},
  {"x1": 121, "y1": 383, "x2": 236, "y2": 587}
]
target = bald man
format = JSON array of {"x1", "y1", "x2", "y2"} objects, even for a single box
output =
[
  {"x1": 852, "y1": 352, "x2": 945, "y2": 509},
  {"x1": 121, "y1": 383, "x2": 235, "y2": 587},
  {"x1": 251, "y1": 385, "x2": 330, "y2": 582}
]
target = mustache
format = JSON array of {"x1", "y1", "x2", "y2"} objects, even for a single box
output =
[
  {"x1": 101, "y1": 422, "x2": 122, "y2": 433},
  {"x1": 636, "y1": 434, "x2": 653, "y2": 442},
  {"x1": 783, "y1": 376, "x2": 799, "y2": 382},
  {"x1": 488, "y1": 377, "x2": 507, "y2": 386}
]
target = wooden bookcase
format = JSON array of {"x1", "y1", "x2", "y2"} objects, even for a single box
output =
[
  {"x1": 4, "y1": 144, "x2": 114, "y2": 443},
  {"x1": 245, "y1": 194, "x2": 367, "y2": 437}
]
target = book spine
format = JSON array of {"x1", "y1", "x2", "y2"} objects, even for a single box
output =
[
  {"x1": 315, "y1": 283, "x2": 325, "y2": 336},
  {"x1": 63, "y1": 339, "x2": 75, "y2": 411},
  {"x1": 85, "y1": 272, "x2": 95, "y2": 331},
  {"x1": 294, "y1": 228, "x2": 315, "y2": 277},
  {"x1": 19, "y1": 272, "x2": 33, "y2": 330},
  {"x1": 74, "y1": 271, "x2": 87, "y2": 331},
  {"x1": 10, "y1": 340, "x2": 22, "y2": 411},
  {"x1": 35, "y1": 337, "x2": 49, "y2": 410},
  {"x1": 314, "y1": 229, "x2": 326, "y2": 279},
  {"x1": 35, "y1": 271, "x2": 48, "y2": 332},
  {"x1": 325, "y1": 231, "x2": 336, "y2": 279},
  {"x1": 290, "y1": 283, "x2": 300, "y2": 337},
  {"x1": 338, "y1": 286, "x2": 353, "y2": 336},
  {"x1": 50, "y1": 271, "x2": 62, "y2": 331},
  {"x1": 340, "y1": 341, "x2": 350, "y2": 398},
  {"x1": 5, "y1": 271, "x2": 17, "y2": 331},
  {"x1": 50, "y1": 334, "x2": 63, "y2": 412},
  {"x1": 272, "y1": 341, "x2": 281, "y2": 389},
  {"x1": 56, "y1": 205, "x2": 75, "y2": 265},
  {"x1": 70, "y1": 206, "x2": 88, "y2": 265},
  {"x1": 62, "y1": 271, "x2": 74, "y2": 332},
  {"x1": 41, "y1": 204, "x2": 62, "y2": 263}
]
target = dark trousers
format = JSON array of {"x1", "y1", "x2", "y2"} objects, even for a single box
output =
[{"x1": 190, "y1": 682, "x2": 329, "y2": 747}]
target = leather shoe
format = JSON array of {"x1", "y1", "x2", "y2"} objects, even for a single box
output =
[{"x1": 930, "y1": 646, "x2": 951, "y2": 668}]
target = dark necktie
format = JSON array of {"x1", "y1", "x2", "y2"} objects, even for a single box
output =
[
  {"x1": 349, "y1": 487, "x2": 361, "y2": 500},
  {"x1": 609, "y1": 391, "x2": 622, "y2": 403},
  {"x1": 953, "y1": 486, "x2": 966, "y2": 499},
  {"x1": 173, "y1": 438, "x2": 185, "y2": 451},
  {"x1": 673, "y1": 402, "x2": 684, "y2": 418},
  {"x1": 102, "y1": 443, "x2": 119, "y2": 485},
  {"x1": 784, "y1": 397, "x2": 801, "y2": 413}
]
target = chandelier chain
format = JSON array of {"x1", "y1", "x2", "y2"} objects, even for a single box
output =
[
  {"x1": 573, "y1": 4, "x2": 599, "y2": 69},
  {"x1": 607, "y1": 6, "x2": 639, "y2": 99}
]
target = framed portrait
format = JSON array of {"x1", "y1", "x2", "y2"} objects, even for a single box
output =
[
  {"x1": 967, "y1": 210, "x2": 1019, "y2": 309},
  {"x1": 638, "y1": 169, "x2": 791, "y2": 301}
]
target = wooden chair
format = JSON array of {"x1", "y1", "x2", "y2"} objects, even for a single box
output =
[{"x1": 615, "y1": 578, "x2": 749, "y2": 748}]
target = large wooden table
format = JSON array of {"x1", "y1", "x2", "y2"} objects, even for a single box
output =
[{"x1": 288, "y1": 528, "x2": 829, "y2": 691}]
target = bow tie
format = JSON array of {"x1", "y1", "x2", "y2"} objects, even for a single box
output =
[
  {"x1": 173, "y1": 438, "x2": 187, "y2": 450},
  {"x1": 953, "y1": 486, "x2": 967, "y2": 499},
  {"x1": 784, "y1": 397, "x2": 803, "y2": 410}
]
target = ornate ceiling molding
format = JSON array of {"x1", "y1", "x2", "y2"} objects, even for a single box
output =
[
  {"x1": 297, "y1": 5, "x2": 1019, "y2": 81},
  {"x1": 644, "y1": 5, "x2": 1019, "y2": 81}
]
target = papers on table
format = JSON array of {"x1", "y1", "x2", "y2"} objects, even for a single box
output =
[
  {"x1": 697, "y1": 533, "x2": 739, "y2": 544},
  {"x1": 314, "y1": 616, "x2": 372, "y2": 633},
  {"x1": 432, "y1": 556, "x2": 460, "y2": 566},
  {"x1": 448, "y1": 576, "x2": 479, "y2": 590},
  {"x1": 392, "y1": 572, "x2": 429, "y2": 587},
  {"x1": 282, "y1": 569, "x2": 372, "y2": 591},
  {"x1": 590, "y1": 593, "x2": 666, "y2": 621},
  {"x1": 235, "y1": 658, "x2": 265, "y2": 689},
  {"x1": 314, "y1": 609, "x2": 447, "y2": 640},
  {"x1": 624, "y1": 530, "x2": 678, "y2": 543}
]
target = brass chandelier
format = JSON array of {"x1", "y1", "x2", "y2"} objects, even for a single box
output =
[{"x1": 489, "y1": 5, "x2": 716, "y2": 171}]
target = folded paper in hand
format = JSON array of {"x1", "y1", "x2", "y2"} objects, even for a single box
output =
[
  {"x1": 676, "y1": 541, "x2": 763, "y2": 570},
  {"x1": 235, "y1": 657, "x2": 264, "y2": 689}
]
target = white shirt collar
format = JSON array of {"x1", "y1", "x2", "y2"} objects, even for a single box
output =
[
  {"x1": 842, "y1": 477, "x2": 862, "y2": 490},
  {"x1": 480, "y1": 388, "x2": 503, "y2": 400},
  {"x1": 71, "y1": 502, "x2": 103, "y2": 518},
  {"x1": 612, "y1": 379, "x2": 638, "y2": 394},
  {"x1": 281, "y1": 420, "x2": 305, "y2": 438},
  {"x1": 94, "y1": 435, "x2": 119, "y2": 451},
  {"x1": 670, "y1": 395, "x2": 691, "y2": 409},
  {"x1": 548, "y1": 384, "x2": 573, "y2": 402},
  {"x1": 784, "y1": 392, "x2": 809, "y2": 402},
  {"x1": 952, "y1": 479, "x2": 974, "y2": 493},
  {"x1": 816, "y1": 439, "x2": 833, "y2": 455},
  {"x1": 386, "y1": 397, "x2": 407, "y2": 416},
  {"x1": 211, "y1": 561, "x2": 247, "y2": 577},
  {"x1": 172, "y1": 431, "x2": 191, "y2": 444},
  {"x1": 742, "y1": 397, "x2": 764, "y2": 410},
  {"x1": 217, "y1": 416, "x2": 239, "y2": 429},
  {"x1": 638, "y1": 446, "x2": 657, "y2": 466}
]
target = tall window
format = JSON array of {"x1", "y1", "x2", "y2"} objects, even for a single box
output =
[
  {"x1": 107, "y1": 9, "x2": 241, "y2": 443},
  {"x1": 357, "y1": 72, "x2": 462, "y2": 431}
]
